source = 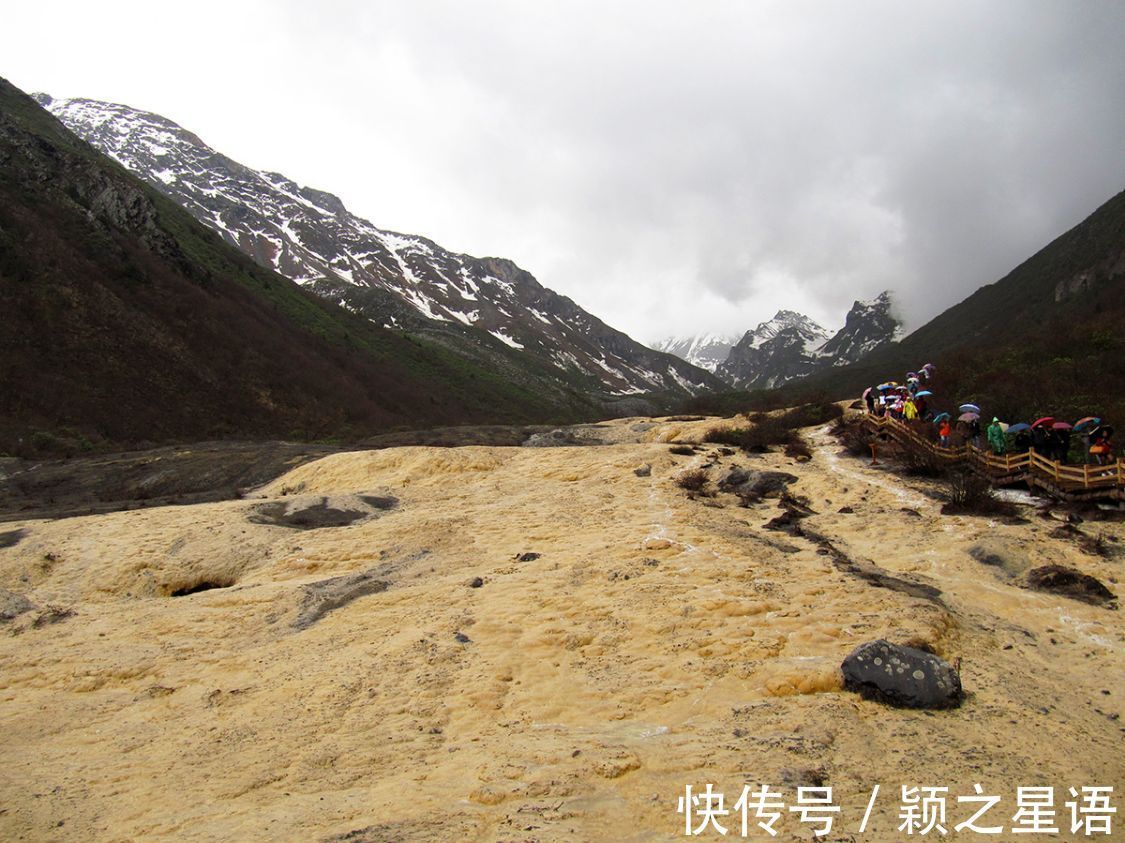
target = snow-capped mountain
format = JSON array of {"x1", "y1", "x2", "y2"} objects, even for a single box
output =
[
  {"x1": 652, "y1": 333, "x2": 741, "y2": 373},
  {"x1": 38, "y1": 95, "x2": 719, "y2": 398},
  {"x1": 717, "y1": 311, "x2": 832, "y2": 388},
  {"x1": 715, "y1": 294, "x2": 900, "y2": 389},
  {"x1": 815, "y1": 291, "x2": 902, "y2": 366}
]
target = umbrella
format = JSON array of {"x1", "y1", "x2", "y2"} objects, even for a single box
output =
[
  {"x1": 1008, "y1": 423, "x2": 1031, "y2": 433},
  {"x1": 908, "y1": 377, "x2": 920, "y2": 384},
  {"x1": 906, "y1": 372, "x2": 918, "y2": 379},
  {"x1": 862, "y1": 387, "x2": 872, "y2": 399},
  {"x1": 1052, "y1": 422, "x2": 1073, "y2": 431},
  {"x1": 877, "y1": 383, "x2": 895, "y2": 391},
  {"x1": 1031, "y1": 417, "x2": 1055, "y2": 428},
  {"x1": 933, "y1": 412, "x2": 951, "y2": 423},
  {"x1": 1074, "y1": 416, "x2": 1101, "y2": 431},
  {"x1": 922, "y1": 363, "x2": 935, "y2": 371},
  {"x1": 959, "y1": 412, "x2": 980, "y2": 422},
  {"x1": 1095, "y1": 424, "x2": 1114, "y2": 438},
  {"x1": 959, "y1": 403, "x2": 981, "y2": 414},
  {"x1": 915, "y1": 390, "x2": 933, "y2": 398},
  {"x1": 998, "y1": 422, "x2": 1010, "y2": 433}
]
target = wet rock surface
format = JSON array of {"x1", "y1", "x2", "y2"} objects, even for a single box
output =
[
  {"x1": 0, "y1": 528, "x2": 26, "y2": 548},
  {"x1": 250, "y1": 495, "x2": 398, "y2": 530},
  {"x1": 1026, "y1": 565, "x2": 1117, "y2": 607},
  {"x1": 802, "y1": 527, "x2": 945, "y2": 606},
  {"x1": 523, "y1": 429, "x2": 596, "y2": 448},
  {"x1": 293, "y1": 570, "x2": 390, "y2": 630},
  {"x1": 842, "y1": 639, "x2": 963, "y2": 709},
  {"x1": 969, "y1": 540, "x2": 1031, "y2": 579}
]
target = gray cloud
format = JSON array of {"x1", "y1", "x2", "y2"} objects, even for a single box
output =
[{"x1": 7, "y1": 0, "x2": 1125, "y2": 342}]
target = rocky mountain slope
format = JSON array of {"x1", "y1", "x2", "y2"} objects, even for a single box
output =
[
  {"x1": 0, "y1": 78, "x2": 606, "y2": 453},
  {"x1": 717, "y1": 310, "x2": 831, "y2": 388},
  {"x1": 37, "y1": 95, "x2": 719, "y2": 398},
  {"x1": 814, "y1": 291, "x2": 901, "y2": 365},
  {"x1": 713, "y1": 293, "x2": 900, "y2": 389}
]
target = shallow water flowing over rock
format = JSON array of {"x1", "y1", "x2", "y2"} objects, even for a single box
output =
[{"x1": 0, "y1": 414, "x2": 1121, "y2": 840}]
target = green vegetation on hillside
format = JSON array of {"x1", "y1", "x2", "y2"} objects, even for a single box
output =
[{"x1": 0, "y1": 78, "x2": 602, "y2": 454}]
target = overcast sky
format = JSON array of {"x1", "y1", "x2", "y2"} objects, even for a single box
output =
[{"x1": 7, "y1": 1, "x2": 1125, "y2": 342}]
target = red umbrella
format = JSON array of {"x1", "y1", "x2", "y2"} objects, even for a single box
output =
[
  {"x1": 1052, "y1": 422, "x2": 1073, "y2": 430},
  {"x1": 1031, "y1": 417, "x2": 1055, "y2": 428}
]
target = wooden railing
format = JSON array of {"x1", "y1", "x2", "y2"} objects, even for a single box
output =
[{"x1": 859, "y1": 414, "x2": 1123, "y2": 496}]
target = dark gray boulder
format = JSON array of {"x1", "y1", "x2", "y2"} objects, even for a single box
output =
[
  {"x1": 1, "y1": 589, "x2": 36, "y2": 623},
  {"x1": 1026, "y1": 565, "x2": 1116, "y2": 607},
  {"x1": 718, "y1": 468, "x2": 798, "y2": 499},
  {"x1": 841, "y1": 639, "x2": 963, "y2": 709}
]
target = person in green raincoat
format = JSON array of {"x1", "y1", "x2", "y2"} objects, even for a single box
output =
[{"x1": 986, "y1": 417, "x2": 1006, "y2": 455}]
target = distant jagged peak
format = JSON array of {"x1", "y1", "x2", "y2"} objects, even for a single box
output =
[
  {"x1": 835, "y1": 289, "x2": 900, "y2": 332},
  {"x1": 743, "y1": 309, "x2": 830, "y2": 350},
  {"x1": 815, "y1": 289, "x2": 902, "y2": 364}
]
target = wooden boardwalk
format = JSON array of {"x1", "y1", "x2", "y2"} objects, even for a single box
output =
[{"x1": 859, "y1": 415, "x2": 1123, "y2": 502}]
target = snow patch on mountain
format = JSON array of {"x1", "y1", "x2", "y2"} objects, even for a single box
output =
[{"x1": 39, "y1": 93, "x2": 722, "y2": 398}]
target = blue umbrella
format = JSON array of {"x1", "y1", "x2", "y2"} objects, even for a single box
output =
[
  {"x1": 959, "y1": 403, "x2": 981, "y2": 414},
  {"x1": 1074, "y1": 416, "x2": 1101, "y2": 432},
  {"x1": 915, "y1": 390, "x2": 933, "y2": 398},
  {"x1": 1007, "y1": 423, "x2": 1031, "y2": 433},
  {"x1": 933, "y1": 412, "x2": 951, "y2": 423}
]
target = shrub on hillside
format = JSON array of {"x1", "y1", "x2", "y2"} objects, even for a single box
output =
[
  {"x1": 784, "y1": 437, "x2": 813, "y2": 460},
  {"x1": 832, "y1": 418, "x2": 872, "y2": 457},
  {"x1": 896, "y1": 436, "x2": 946, "y2": 478},
  {"x1": 941, "y1": 469, "x2": 1019, "y2": 517},
  {"x1": 675, "y1": 468, "x2": 709, "y2": 492},
  {"x1": 779, "y1": 401, "x2": 844, "y2": 428}
]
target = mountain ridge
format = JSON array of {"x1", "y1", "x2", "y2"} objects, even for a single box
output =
[
  {"x1": 37, "y1": 94, "x2": 721, "y2": 399},
  {"x1": 0, "y1": 77, "x2": 610, "y2": 452},
  {"x1": 661, "y1": 293, "x2": 901, "y2": 389}
]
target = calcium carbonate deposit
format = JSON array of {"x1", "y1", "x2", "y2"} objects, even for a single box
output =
[{"x1": 1, "y1": 416, "x2": 1121, "y2": 841}]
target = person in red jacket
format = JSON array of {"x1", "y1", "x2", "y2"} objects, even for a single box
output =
[{"x1": 938, "y1": 419, "x2": 952, "y2": 448}]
